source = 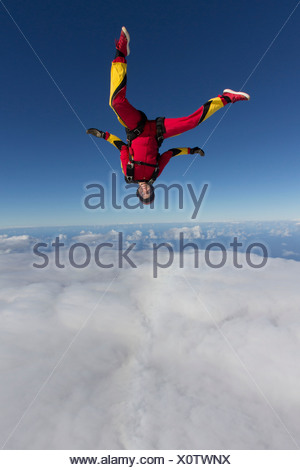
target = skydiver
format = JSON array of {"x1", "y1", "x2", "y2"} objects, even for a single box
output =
[{"x1": 87, "y1": 27, "x2": 250, "y2": 205}]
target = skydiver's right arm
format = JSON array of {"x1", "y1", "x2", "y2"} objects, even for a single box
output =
[{"x1": 86, "y1": 128, "x2": 126, "y2": 151}]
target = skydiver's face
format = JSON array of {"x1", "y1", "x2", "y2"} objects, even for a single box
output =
[{"x1": 138, "y1": 182, "x2": 151, "y2": 199}]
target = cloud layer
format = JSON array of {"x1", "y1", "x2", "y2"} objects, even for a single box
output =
[{"x1": 0, "y1": 232, "x2": 300, "y2": 450}]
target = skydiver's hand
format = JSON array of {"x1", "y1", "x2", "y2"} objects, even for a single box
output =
[
  {"x1": 86, "y1": 128, "x2": 105, "y2": 138},
  {"x1": 190, "y1": 147, "x2": 205, "y2": 156}
]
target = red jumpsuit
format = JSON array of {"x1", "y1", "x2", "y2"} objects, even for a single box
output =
[{"x1": 106, "y1": 55, "x2": 229, "y2": 182}]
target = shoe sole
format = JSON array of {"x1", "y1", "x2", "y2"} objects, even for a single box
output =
[
  {"x1": 122, "y1": 26, "x2": 130, "y2": 56},
  {"x1": 223, "y1": 89, "x2": 250, "y2": 100}
]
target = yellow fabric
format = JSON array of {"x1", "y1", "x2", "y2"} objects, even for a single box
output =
[
  {"x1": 173, "y1": 148, "x2": 189, "y2": 156},
  {"x1": 202, "y1": 96, "x2": 224, "y2": 122},
  {"x1": 109, "y1": 61, "x2": 127, "y2": 127},
  {"x1": 104, "y1": 132, "x2": 125, "y2": 174},
  {"x1": 106, "y1": 133, "x2": 123, "y2": 149}
]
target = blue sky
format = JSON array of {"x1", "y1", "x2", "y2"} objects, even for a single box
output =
[{"x1": 0, "y1": 0, "x2": 299, "y2": 227}]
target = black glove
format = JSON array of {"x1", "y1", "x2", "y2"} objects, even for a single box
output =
[
  {"x1": 86, "y1": 128, "x2": 105, "y2": 139},
  {"x1": 190, "y1": 147, "x2": 205, "y2": 156}
]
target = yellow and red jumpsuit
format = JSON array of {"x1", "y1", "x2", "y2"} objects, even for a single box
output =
[{"x1": 106, "y1": 55, "x2": 230, "y2": 182}]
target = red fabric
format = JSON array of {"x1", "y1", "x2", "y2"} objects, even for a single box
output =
[
  {"x1": 220, "y1": 95, "x2": 229, "y2": 106},
  {"x1": 120, "y1": 120, "x2": 160, "y2": 181},
  {"x1": 163, "y1": 97, "x2": 223, "y2": 138},
  {"x1": 118, "y1": 106, "x2": 208, "y2": 180},
  {"x1": 113, "y1": 57, "x2": 126, "y2": 64},
  {"x1": 111, "y1": 57, "x2": 224, "y2": 180},
  {"x1": 120, "y1": 147, "x2": 191, "y2": 179},
  {"x1": 157, "y1": 150, "x2": 174, "y2": 176}
]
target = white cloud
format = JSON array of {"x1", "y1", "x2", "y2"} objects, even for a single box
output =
[
  {"x1": 126, "y1": 230, "x2": 143, "y2": 241},
  {"x1": 282, "y1": 250, "x2": 298, "y2": 257},
  {"x1": 71, "y1": 230, "x2": 119, "y2": 244},
  {"x1": 0, "y1": 241, "x2": 300, "y2": 450},
  {"x1": 270, "y1": 228, "x2": 291, "y2": 237},
  {"x1": 148, "y1": 229, "x2": 157, "y2": 239},
  {"x1": 0, "y1": 235, "x2": 33, "y2": 254},
  {"x1": 163, "y1": 225, "x2": 202, "y2": 239}
]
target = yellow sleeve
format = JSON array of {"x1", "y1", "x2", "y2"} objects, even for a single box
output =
[
  {"x1": 168, "y1": 147, "x2": 190, "y2": 157},
  {"x1": 105, "y1": 133, "x2": 126, "y2": 151}
]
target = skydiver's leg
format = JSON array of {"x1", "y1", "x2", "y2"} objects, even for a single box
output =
[
  {"x1": 163, "y1": 90, "x2": 250, "y2": 139},
  {"x1": 109, "y1": 28, "x2": 142, "y2": 130},
  {"x1": 163, "y1": 95, "x2": 229, "y2": 139}
]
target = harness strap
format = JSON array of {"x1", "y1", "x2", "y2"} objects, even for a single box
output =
[
  {"x1": 155, "y1": 116, "x2": 166, "y2": 148},
  {"x1": 126, "y1": 111, "x2": 147, "y2": 145},
  {"x1": 132, "y1": 161, "x2": 158, "y2": 167},
  {"x1": 125, "y1": 162, "x2": 135, "y2": 183},
  {"x1": 147, "y1": 166, "x2": 160, "y2": 185},
  {"x1": 124, "y1": 116, "x2": 166, "y2": 184},
  {"x1": 125, "y1": 159, "x2": 160, "y2": 184}
]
